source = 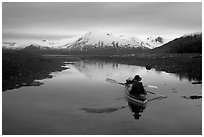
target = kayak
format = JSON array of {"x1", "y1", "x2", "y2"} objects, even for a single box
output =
[{"x1": 125, "y1": 87, "x2": 148, "y2": 106}]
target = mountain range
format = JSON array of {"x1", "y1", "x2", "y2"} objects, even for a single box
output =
[
  {"x1": 2, "y1": 31, "x2": 168, "y2": 51},
  {"x1": 2, "y1": 31, "x2": 202, "y2": 54}
]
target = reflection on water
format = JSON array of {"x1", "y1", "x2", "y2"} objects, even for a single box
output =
[
  {"x1": 81, "y1": 106, "x2": 127, "y2": 113},
  {"x1": 127, "y1": 94, "x2": 168, "y2": 120},
  {"x1": 128, "y1": 102, "x2": 146, "y2": 120},
  {"x1": 3, "y1": 60, "x2": 202, "y2": 135},
  {"x1": 169, "y1": 72, "x2": 201, "y2": 83},
  {"x1": 148, "y1": 96, "x2": 168, "y2": 102},
  {"x1": 74, "y1": 60, "x2": 200, "y2": 83}
]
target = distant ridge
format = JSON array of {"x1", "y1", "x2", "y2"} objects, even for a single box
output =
[
  {"x1": 152, "y1": 32, "x2": 202, "y2": 53},
  {"x1": 3, "y1": 31, "x2": 169, "y2": 51}
]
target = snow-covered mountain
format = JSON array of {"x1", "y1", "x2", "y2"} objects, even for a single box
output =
[
  {"x1": 144, "y1": 36, "x2": 170, "y2": 49},
  {"x1": 2, "y1": 42, "x2": 17, "y2": 49},
  {"x1": 2, "y1": 31, "x2": 170, "y2": 51},
  {"x1": 2, "y1": 36, "x2": 80, "y2": 50},
  {"x1": 67, "y1": 31, "x2": 151, "y2": 50}
]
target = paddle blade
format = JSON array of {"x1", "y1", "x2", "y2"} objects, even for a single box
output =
[
  {"x1": 106, "y1": 78, "x2": 126, "y2": 86},
  {"x1": 145, "y1": 85, "x2": 158, "y2": 88},
  {"x1": 106, "y1": 78, "x2": 118, "y2": 84}
]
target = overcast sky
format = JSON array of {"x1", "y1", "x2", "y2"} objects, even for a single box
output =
[{"x1": 2, "y1": 2, "x2": 202, "y2": 41}]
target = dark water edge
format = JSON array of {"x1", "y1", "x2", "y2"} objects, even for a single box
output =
[{"x1": 2, "y1": 52, "x2": 202, "y2": 92}]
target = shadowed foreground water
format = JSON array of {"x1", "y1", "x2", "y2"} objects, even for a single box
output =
[{"x1": 2, "y1": 60, "x2": 202, "y2": 135}]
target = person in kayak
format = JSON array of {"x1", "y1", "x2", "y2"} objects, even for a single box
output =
[{"x1": 125, "y1": 75, "x2": 147, "y2": 100}]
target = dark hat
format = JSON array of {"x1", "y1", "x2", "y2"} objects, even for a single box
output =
[{"x1": 134, "y1": 75, "x2": 142, "y2": 81}]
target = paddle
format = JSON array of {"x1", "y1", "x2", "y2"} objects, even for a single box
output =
[
  {"x1": 105, "y1": 78, "x2": 126, "y2": 85},
  {"x1": 105, "y1": 78, "x2": 167, "y2": 97},
  {"x1": 106, "y1": 78, "x2": 158, "y2": 88},
  {"x1": 145, "y1": 90, "x2": 167, "y2": 97}
]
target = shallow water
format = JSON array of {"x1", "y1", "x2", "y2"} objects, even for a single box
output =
[{"x1": 2, "y1": 60, "x2": 202, "y2": 135}]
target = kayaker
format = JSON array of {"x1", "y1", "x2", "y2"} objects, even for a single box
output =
[{"x1": 125, "y1": 75, "x2": 147, "y2": 99}]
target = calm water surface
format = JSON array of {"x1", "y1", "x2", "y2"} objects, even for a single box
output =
[{"x1": 2, "y1": 60, "x2": 202, "y2": 135}]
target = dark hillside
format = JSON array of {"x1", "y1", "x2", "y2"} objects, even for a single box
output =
[{"x1": 152, "y1": 34, "x2": 202, "y2": 53}]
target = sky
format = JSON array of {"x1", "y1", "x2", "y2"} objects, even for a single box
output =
[{"x1": 2, "y1": 2, "x2": 202, "y2": 41}]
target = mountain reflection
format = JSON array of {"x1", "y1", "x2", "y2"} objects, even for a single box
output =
[{"x1": 70, "y1": 60, "x2": 197, "y2": 83}]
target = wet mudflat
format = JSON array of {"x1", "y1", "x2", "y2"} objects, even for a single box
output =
[
  {"x1": 2, "y1": 51, "x2": 78, "y2": 91},
  {"x1": 2, "y1": 60, "x2": 201, "y2": 135}
]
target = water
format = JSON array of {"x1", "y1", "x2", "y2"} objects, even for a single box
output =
[{"x1": 2, "y1": 60, "x2": 202, "y2": 135}]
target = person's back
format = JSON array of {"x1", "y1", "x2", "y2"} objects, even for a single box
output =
[
  {"x1": 126, "y1": 75, "x2": 147, "y2": 96},
  {"x1": 130, "y1": 81, "x2": 146, "y2": 96}
]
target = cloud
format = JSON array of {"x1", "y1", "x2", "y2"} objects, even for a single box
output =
[{"x1": 2, "y1": 2, "x2": 202, "y2": 40}]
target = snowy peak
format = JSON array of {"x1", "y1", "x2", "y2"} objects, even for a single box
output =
[
  {"x1": 69, "y1": 31, "x2": 151, "y2": 50},
  {"x1": 145, "y1": 36, "x2": 169, "y2": 49},
  {"x1": 147, "y1": 36, "x2": 164, "y2": 43}
]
